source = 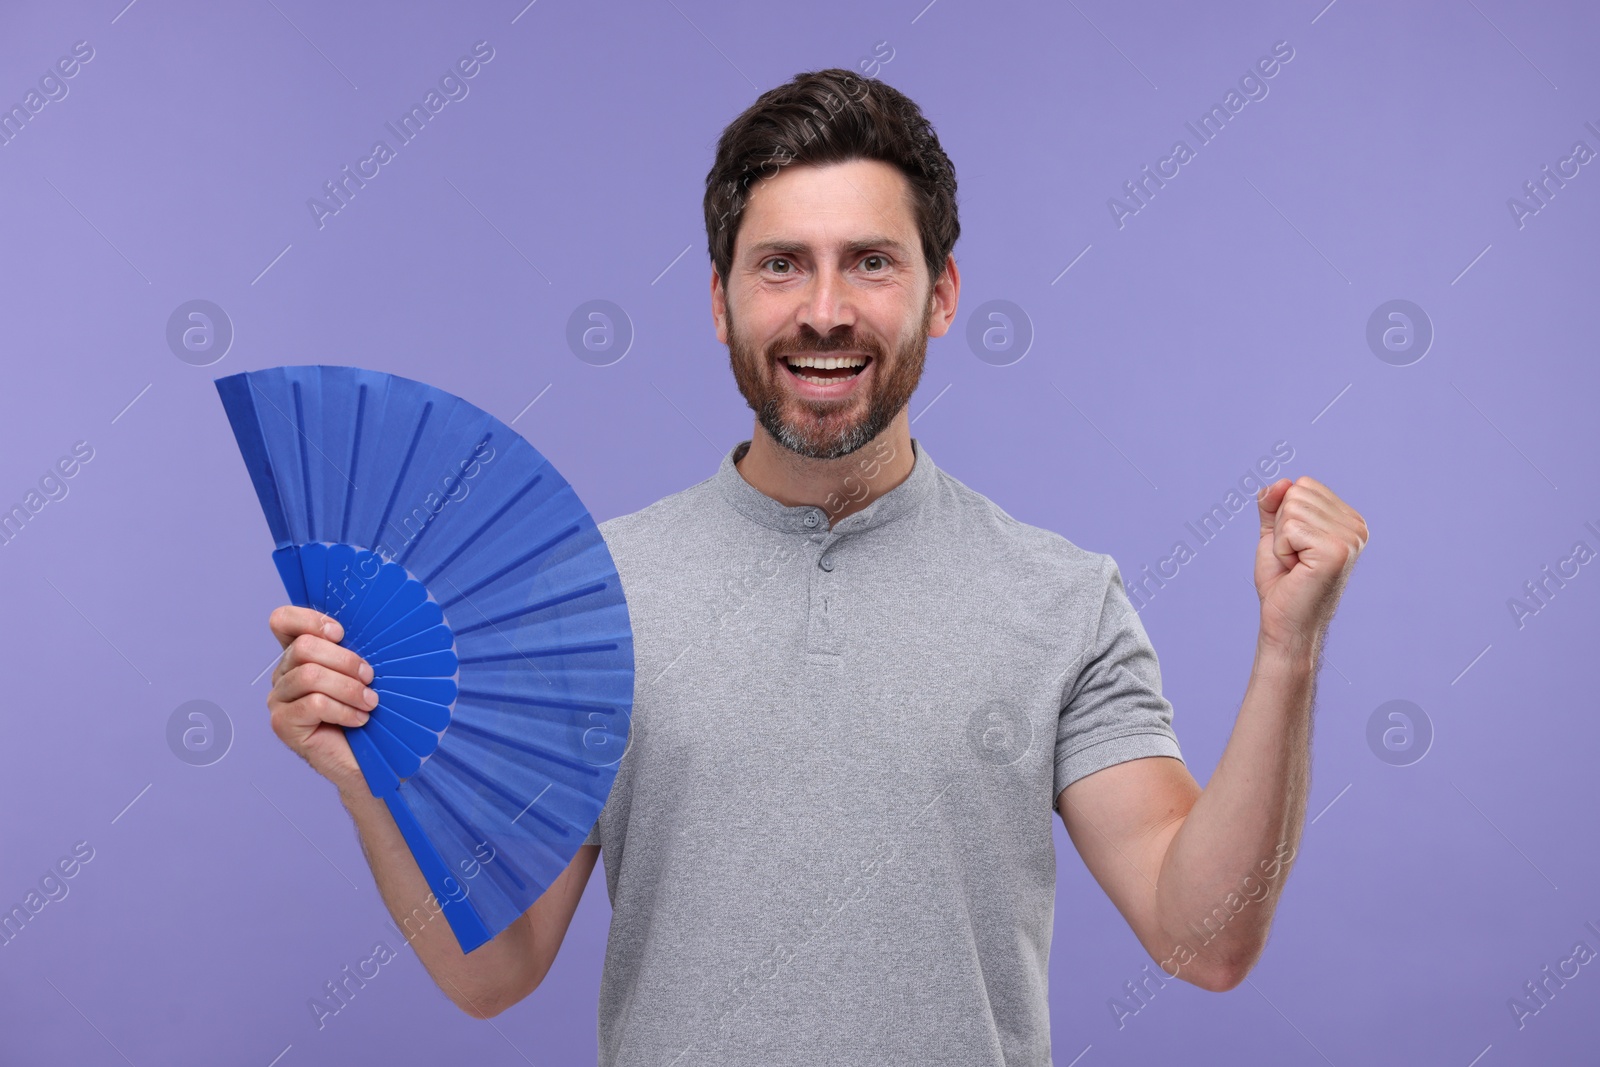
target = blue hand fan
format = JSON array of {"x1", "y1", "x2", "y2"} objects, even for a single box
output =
[{"x1": 215, "y1": 364, "x2": 632, "y2": 953}]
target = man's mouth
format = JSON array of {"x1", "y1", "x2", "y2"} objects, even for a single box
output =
[{"x1": 781, "y1": 353, "x2": 870, "y2": 385}]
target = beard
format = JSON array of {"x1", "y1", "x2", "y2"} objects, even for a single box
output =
[{"x1": 725, "y1": 295, "x2": 933, "y2": 461}]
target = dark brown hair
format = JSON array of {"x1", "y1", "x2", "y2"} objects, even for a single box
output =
[{"x1": 703, "y1": 67, "x2": 960, "y2": 294}]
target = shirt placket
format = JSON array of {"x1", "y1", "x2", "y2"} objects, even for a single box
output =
[{"x1": 803, "y1": 509, "x2": 844, "y2": 667}]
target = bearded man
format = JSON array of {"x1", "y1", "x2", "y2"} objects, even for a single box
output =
[{"x1": 264, "y1": 67, "x2": 1369, "y2": 1065}]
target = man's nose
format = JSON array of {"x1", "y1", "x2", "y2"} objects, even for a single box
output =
[{"x1": 796, "y1": 265, "x2": 857, "y2": 338}]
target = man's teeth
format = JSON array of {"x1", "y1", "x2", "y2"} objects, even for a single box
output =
[{"x1": 785, "y1": 355, "x2": 868, "y2": 370}]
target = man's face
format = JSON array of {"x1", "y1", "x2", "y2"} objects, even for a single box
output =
[{"x1": 715, "y1": 159, "x2": 943, "y2": 461}]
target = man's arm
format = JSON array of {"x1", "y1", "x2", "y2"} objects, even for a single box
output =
[
  {"x1": 1058, "y1": 476, "x2": 1367, "y2": 992},
  {"x1": 339, "y1": 787, "x2": 599, "y2": 1018},
  {"x1": 267, "y1": 605, "x2": 599, "y2": 1018},
  {"x1": 1058, "y1": 645, "x2": 1310, "y2": 992}
]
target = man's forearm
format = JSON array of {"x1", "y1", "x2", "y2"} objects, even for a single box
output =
[
  {"x1": 337, "y1": 787, "x2": 539, "y2": 1016},
  {"x1": 1152, "y1": 630, "x2": 1317, "y2": 988}
]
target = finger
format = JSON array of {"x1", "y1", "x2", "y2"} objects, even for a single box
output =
[
  {"x1": 1277, "y1": 486, "x2": 1368, "y2": 554},
  {"x1": 1275, "y1": 506, "x2": 1366, "y2": 583},
  {"x1": 1286, "y1": 474, "x2": 1353, "y2": 507},
  {"x1": 1276, "y1": 489, "x2": 1342, "y2": 533},
  {"x1": 1257, "y1": 478, "x2": 1292, "y2": 538},
  {"x1": 275, "y1": 661, "x2": 379, "y2": 716},
  {"x1": 275, "y1": 686, "x2": 373, "y2": 733},
  {"x1": 273, "y1": 631, "x2": 374, "y2": 687},
  {"x1": 1284, "y1": 476, "x2": 1365, "y2": 527},
  {"x1": 269, "y1": 604, "x2": 344, "y2": 650},
  {"x1": 1273, "y1": 489, "x2": 1337, "y2": 560}
]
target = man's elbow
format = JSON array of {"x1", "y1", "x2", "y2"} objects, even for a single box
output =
[
  {"x1": 1182, "y1": 946, "x2": 1264, "y2": 993},
  {"x1": 454, "y1": 989, "x2": 520, "y2": 1020},
  {"x1": 1187, "y1": 960, "x2": 1249, "y2": 993},
  {"x1": 455, "y1": 995, "x2": 499, "y2": 1020},
  {"x1": 449, "y1": 975, "x2": 539, "y2": 1019}
]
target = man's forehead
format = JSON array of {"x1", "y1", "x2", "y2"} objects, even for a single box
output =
[{"x1": 737, "y1": 160, "x2": 916, "y2": 257}]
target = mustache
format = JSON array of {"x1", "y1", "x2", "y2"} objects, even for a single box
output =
[{"x1": 770, "y1": 332, "x2": 883, "y2": 357}]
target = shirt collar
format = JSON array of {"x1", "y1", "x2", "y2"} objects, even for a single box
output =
[{"x1": 715, "y1": 437, "x2": 936, "y2": 535}]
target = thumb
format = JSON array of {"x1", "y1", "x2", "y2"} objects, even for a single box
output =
[
  {"x1": 1257, "y1": 478, "x2": 1292, "y2": 538},
  {"x1": 319, "y1": 612, "x2": 344, "y2": 643}
]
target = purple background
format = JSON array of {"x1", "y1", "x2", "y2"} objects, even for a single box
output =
[{"x1": 2, "y1": 0, "x2": 1596, "y2": 1063}]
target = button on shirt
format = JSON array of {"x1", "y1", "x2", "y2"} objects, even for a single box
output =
[{"x1": 583, "y1": 438, "x2": 1184, "y2": 1066}]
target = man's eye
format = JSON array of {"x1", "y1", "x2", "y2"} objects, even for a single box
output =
[
  {"x1": 861, "y1": 255, "x2": 887, "y2": 271},
  {"x1": 765, "y1": 258, "x2": 793, "y2": 274}
]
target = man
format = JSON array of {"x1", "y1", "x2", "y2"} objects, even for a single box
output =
[{"x1": 265, "y1": 68, "x2": 1368, "y2": 1063}]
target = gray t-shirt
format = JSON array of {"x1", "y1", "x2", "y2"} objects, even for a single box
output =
[{"x1": 582, "y1": 438, "x2": 1183, "y2": 1065}]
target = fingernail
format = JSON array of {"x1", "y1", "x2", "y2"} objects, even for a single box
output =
[
  {"x1": 363, "y1": 688, "x2": 379, "y2": 708},
  {"x1": 356, "y1": 712, "x2": 371, "y2": 725},
  {"x1": 359, "y1": 661, "x2": 374, "y2": 684}
]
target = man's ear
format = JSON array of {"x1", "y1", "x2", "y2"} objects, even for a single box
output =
[
  {"x1": 926, "y1": 254, "x2": 960, "y2": 340},
  {"x1": 711, "y1": 270, "x2": 729, "y2": 344}
]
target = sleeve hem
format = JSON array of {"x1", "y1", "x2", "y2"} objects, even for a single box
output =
[{"x1": 1054, "y1": 731, "x2": 1184, "y2": 802}]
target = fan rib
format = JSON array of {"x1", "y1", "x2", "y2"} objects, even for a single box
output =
[
  {"x1": 226, "y1": 375, "x2": 292, "y2": 544},
  {"x1": 340, "y1": 383, "x2": 368, "y2": 544},
  {"x1": 374, "y1": 689, "x2": 452, "y2": 731},
  {"x1": 427, "y1": 747, "x2": 560, "y2": 853},
  {"x1": 299, "y1": 542, "x2": 329, "y2": 611},
  {"x1": 381, "y1": 793, "x2": 493, "y2": 951},
  {"x1": 451, "y1": 581, "x2": 610, "y2": 637},
  {"x1": 372, "y1": 648, "x2": 457, "y2": 676},
  {"x1": 346, "y1": 726, "x2": 400, "y2": 796},
  {"x1": 343, "y1": 557, "x2": 405, "y2": 636},
  {"x1": 358, "y1": 597, "x2": 438, "y2": 656},
  {"x1": 371, "y1": 704, "x2": 443, "y2": 758},
  {"x1": 364, "y1": 621, "x2": 453, "y2": 662},
  {"x1": 408, "y1": 773, "x2": 536, "y2": 893},
  {"x1": 373, "y1": 676, "x2": 457, "y2": 704},
  {"x1": 372, "y1": 400, "x2": 435, "y2": 553},
  {"x1": 363, "y1": 578, "x2": 427, "y2": 645},
  {"x1": 421, "y1": 473, "x2": 544, "y2": 586},
  {"x1": 364, "y1": 713, "x2": 423, "y2": 777},
  {"x1": 292, "y1": 381, "x2": 315, "y2": 538},
  {"x1": 445, "y1": 718, "x2": 603, "y2": 778},
  {"x1": 440, "y1": 524, "x2": 580, "y2": 609},
  {"x1": 395, "y1": 433, "x2": 493, "y2": 570},
  {"x1": 457, "y1": 642, "x2": 619, "y2": 665},
  {"x1": 455, "y1": 688, "x2": 623, "y2": 718}
]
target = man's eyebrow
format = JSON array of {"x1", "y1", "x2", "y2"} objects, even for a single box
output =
[{"x1": 743, "y1": 235, "x2": 913, "y2": 260}]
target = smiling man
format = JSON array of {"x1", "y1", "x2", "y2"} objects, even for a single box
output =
[{"x1": 265, "y1": 68, "x2": 1368, "y2": 1065}]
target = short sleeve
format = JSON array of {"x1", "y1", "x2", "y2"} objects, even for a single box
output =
[
  {"x1": 582, "y1": 822, "x2": 600, "y2": 848},
  {"x1": 1054, "y1": 556, "x2": 1184, "y2": 800}
]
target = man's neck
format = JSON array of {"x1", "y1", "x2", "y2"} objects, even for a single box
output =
[{"x1": 734, "y1": 412, "x2": 916, "y2": 528}]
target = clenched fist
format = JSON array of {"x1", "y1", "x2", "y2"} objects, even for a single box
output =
[
  {"x1": 267, "y1": 606, "x2": 378, "y2": 797},
  {"x1": 1254, "y1": 476, "x2": 1369, "y2": 658}
]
